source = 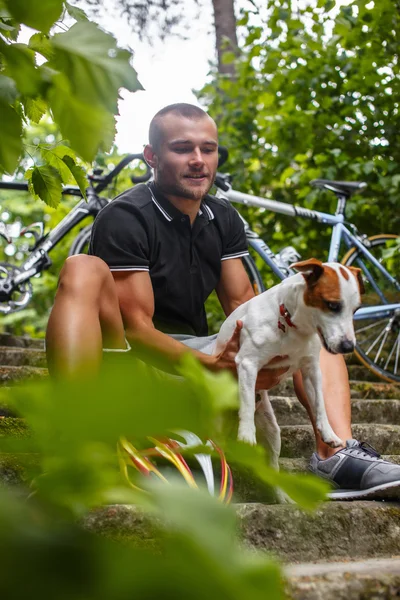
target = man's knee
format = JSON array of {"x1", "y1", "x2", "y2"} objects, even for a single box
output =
[{"x1": 57, "y1": 255, "x2": 112, "y2": 298}]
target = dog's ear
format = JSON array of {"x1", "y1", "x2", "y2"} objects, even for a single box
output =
[
  {"x1": 290, "y1": 258, "x2": 324, "y2": 286},
  {"x1": 348, "y1": 266, "x2": 365, "y2": 295}
]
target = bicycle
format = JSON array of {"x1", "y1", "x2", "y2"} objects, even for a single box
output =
[
  {"x1": 0, "y1": 149, "x2": 399, "y2": 384},
  {"x1": 213, "y1": 165, "x2": 400, "y2": 384},
  {"x1": 0, "y1": 154, "x2": 151, "y2": 314}
]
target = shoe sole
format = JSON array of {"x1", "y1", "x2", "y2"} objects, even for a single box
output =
[{"x1": 327, "y1": 480, "x2": 400, "y2": 501}]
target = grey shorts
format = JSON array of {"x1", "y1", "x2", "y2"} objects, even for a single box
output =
[{"x1": 103, "y1": 333, "x2": 218, "y2": 357}]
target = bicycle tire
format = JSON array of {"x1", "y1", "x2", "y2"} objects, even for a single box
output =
[
  {"x1": 242, "y1": 254, "x2": 265, "y2": 295},
  {"x1": 68, "y1": 224, "x2": 93, "y2": 256},
  {"x1": 341, "y1": 234, "x2": 400, "y2": 384}
]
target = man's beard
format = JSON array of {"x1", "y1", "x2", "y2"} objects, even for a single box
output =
[{"x1": 156, "y1": 176, "x2": 214, "y2": 201}]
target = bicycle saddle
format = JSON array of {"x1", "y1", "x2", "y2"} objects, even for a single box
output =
[{"x1": 311, "y1": 179, "x2": 367, "y2": 196}]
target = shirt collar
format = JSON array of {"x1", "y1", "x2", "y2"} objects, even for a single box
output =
[{"x1": 148, "y1": 182, "x2": 214, "y2": 222}]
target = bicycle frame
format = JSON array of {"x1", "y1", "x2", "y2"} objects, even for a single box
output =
[
  {"x1": 215, "y1": 186, "x2": 400, "y2": 322},
  {"x1": 15, "y1": 190, "x2": 108, "y2": 286},
  {"x1": 0, "y1": 182, "x2": 108, "y2": 291}
]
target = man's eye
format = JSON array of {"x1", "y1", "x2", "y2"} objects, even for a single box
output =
[
  {"x1": 174, "y1": 148, "x2": 189, "y2": 153},
  {"x1": 325, "y1": 301, "x2": 342, "y2": 313},
  {"x1": 202, "y1": 148, "x2": 216, "y2": 154}
]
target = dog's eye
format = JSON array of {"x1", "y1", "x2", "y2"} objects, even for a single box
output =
[{"x1": 325, "y1": 301, "x2": 342, "y2": 313}]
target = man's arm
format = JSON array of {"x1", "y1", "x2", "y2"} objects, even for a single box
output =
[
  {"x1": 112, "y1": 270, "x2": 240, "y2": 374},
  {"x1": 216, "y1": 258, "x2": 255, "y2": 316}
]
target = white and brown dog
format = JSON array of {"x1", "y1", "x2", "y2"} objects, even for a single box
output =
[{"x1": 214, "y1": 258, "x2": 364, "y2": 473}]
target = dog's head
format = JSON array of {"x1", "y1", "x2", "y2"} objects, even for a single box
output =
[{"x1": 291, "y1": 258, "x2": 364, "y2": 355}]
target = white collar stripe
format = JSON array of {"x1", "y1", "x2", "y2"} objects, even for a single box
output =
[
  {"x1": 203, "y1": 202, "x2": 214, "y2": 220},
  {"x1": 148, "y1": 187, "x2": 173, "y2": 221}
]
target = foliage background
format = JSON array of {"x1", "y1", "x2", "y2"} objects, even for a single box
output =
[{"x1": 1, "y1": 0, "x2": 399, "y2": 337}]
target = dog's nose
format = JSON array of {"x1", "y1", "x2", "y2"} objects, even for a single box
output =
[{"x1": 339, "y1": 339, "x2": 354, "y2": 354}]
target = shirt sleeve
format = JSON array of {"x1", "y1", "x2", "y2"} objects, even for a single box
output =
[
  {"x1": 221, "y1": 206, "x2": 249, "y2": 261},
  {"x1": 89, "y1": 201, "x2": 150, "y2": 272}
]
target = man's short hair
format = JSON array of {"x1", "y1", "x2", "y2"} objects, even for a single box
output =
[{"x1": 149, "y1": 103, "x2": 210, "y2": 151}]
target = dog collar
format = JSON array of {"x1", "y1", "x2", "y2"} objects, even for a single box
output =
[{"x1": 278, "y1": 303, "x2": 297, "y2": 332}]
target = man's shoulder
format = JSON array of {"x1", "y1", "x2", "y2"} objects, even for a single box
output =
[
  {"x1": 92, "y1": 183, "x2": 154, "y2": 233},
  {"x1": 111, "y1": 183, "x2": 153, "y2": 211},
  {"x1": 203, "y1": 193, "x2": 235, "y2": 215}
]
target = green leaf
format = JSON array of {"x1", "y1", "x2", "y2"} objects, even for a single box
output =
[
  {"x1": 0, "y1": 14, "x2": 20, "y2": 40},
  {"x1": 30, "y1": 164, "x2": 62, "y2": 207},
  {"x1": 0, "y1": 74, "x2": 18, "y2": 103},
  {"x1": 28, "y1": 32, "x2": 53, "y2": 60},
  {"x1": 0, "y1": 100, "x2": 23, "y2": 174},
  {"x1": 50, "y1": 21, "x2": 142, "y2": 112},
  {"x1": 24, "y1": 167, "x2": 37, "y2": 198},
  {"x1": 221, "y1": 51, "x2": 236, "y2": 65},
  {"x1": 48, "y1": 76, "x2": 116, "y2": 161},
  {"x1": 61, "y1": 155, "x2": 88, "y2": 200},
  {"x1": 0, "y1": 41, "x2": 42, "y2": 97},
  {"x1": 3, "y1": 0, "x2": 64, "y2": 33},
  {"x1": 23, "y1": 97, "x2": 47, "y2": 123},
  {"x1": 40, "y1": 144, "x2": 76, "y2": 182},
  {"x1": 225, "y1": 441, "x2": 329, "y2": 509},
  {"x1": 65, "y1": 1, "x2": 88, "y2": 21}
]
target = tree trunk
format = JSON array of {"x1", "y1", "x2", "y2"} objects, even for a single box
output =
[{"x1": 211, "y1": 0, "x2": 238, "y2": 76}]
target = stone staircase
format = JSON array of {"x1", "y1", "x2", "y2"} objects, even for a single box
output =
[{"x1": 0, "y1": 333, "x2": 400, "y2": 598}]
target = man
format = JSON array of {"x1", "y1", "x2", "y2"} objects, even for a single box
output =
[{"x1": 46, "y1": 103, "x2": 400, "y2": 499}]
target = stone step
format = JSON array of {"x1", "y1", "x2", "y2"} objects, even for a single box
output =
[
  {"x1": 0, "y1": 361, "x2": 397, "y2": 403},
  {"x1": 281, "y1": 424, "x2": 400, "y2": 458},
  {"x1": 272, "y1": 379, "x2": 400, "y2": 400},
  {"x1": 346, "y1": 364, "x2": 383, "y2": 382},
  {"x1": 0, "y1": 365, "x2": 48, "y2": 385},
  {"x1": 271, "y1": 396, "x2": 400, "y2": 426},
  {"x1": 279, "y1": 455, "x2": 400, "y2": 473},
  {"x1": 0, "y1": 346, "x2": 47, "y2": 368},
  {"x1": 0, "y1": 333, "x2": 44, "y2": 349},
  {"x1": 286, "y1": 557, "x2": 400, "y2": 599},
  {"x1": 2, "y1": 451, "x2": 399, "y2": 489},
  {"x1": 346, "y1": 380, "x2": 400, "y2": 400},
  {"x1": 81, "y1": 502, "x2": 400, "y2": 563}
]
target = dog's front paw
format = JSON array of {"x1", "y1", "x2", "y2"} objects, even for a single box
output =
[
  {"x1": 318, "y1": 425, "x2": 343, "y2": 448},
  {"x1": 275, "y1": 488, "x2": 295, "y2": 504},
  {"x1": 238, "y1": 425, "x2": 257, "y2": 446}
]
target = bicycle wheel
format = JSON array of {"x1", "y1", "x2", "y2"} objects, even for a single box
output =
[
  {"x1": 341, "y1": 234, "x2": 400, "y2": 383},
  {"x1": 242, "y1": 254, "x2": 265, "y2": 295},
  {"x1": 68, "y1": 224, "x2": 93, "y2": 256}
]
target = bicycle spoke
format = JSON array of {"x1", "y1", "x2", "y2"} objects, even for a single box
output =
[
  {"x1": 374, "y1": 321, "x2": 392, "y2": 364},
  {"x1": 355, "y1": 318, "x2": 388, "y2": 335},
  {"x1": 385, "y1": 332, "x2": 400, "y2": 371},
  {"x1": 365, "y1": 322, "x2": 388, "y2": 356},
  {"x1": 395, "y1": 334, "x2": 400, "y2": 375}
]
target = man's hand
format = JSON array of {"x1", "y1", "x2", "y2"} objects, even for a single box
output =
[{"x1": 214, "y1": 319, "x2": 289, "y2": 390}]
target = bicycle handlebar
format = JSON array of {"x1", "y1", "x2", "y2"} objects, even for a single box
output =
[
  {"x1": 0, "y1": 153, "x2": 152, "y2": 197},
  {"x1": 94, "y1": 153, "x2": 152, "y2": 192},
  {"x1": 218, "y1": 146, "x2": 229, "y2": 168}
]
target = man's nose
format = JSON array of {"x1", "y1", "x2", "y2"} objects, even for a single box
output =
[{"x1": 189, "y1": 149, "x2": 204, "y2": 166}]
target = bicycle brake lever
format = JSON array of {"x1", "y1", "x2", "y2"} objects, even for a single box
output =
[
  {"x1": 0, "y1": 223, "x2": 11, "y2": 244},
  {"x1": 20, "y1": 222, "x2": 44, "y2": 243}
]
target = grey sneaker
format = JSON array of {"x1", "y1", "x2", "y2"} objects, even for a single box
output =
[{"x1": 308, "y1": 439, "x2": 400, "y2": 500}]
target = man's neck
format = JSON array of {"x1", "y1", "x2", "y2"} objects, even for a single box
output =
[{"x1": 165, "y1": 194, "x2": 202, "y2": 225}]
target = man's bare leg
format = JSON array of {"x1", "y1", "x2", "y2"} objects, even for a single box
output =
[
  {"x1": 293, "y1": 349, "x2": 352, "y2": 459},
  {"x1": 45, "y1": 255, "x2": 126, "y2": 379}
]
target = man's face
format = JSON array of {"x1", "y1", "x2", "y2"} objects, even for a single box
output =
[{"x1": 151, "y1": 114, "x2": 219, "y2": 201}]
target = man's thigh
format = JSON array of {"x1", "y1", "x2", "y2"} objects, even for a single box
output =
[{"x1": 103, "y1": 333, "x2": 218, "y2": 356}]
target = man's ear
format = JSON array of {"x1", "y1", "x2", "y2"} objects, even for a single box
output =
[
  {"x1": 143, "y1": 144, "x2": 157, "y2": 169},
  {"x1": 290, "y1": 258, "x2": 324, "y2": 286},
  {"x1": 348, "y1": 266, "x2": 365, "y2": 295}
]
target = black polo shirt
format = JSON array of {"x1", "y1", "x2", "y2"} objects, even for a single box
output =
[{"x1": 89, "y1": 182, "x2": 248, "y2": 336}]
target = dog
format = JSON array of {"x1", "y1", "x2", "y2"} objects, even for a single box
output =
[{"x1": 214, "y1": 258, "x2": 364, "y2": 477}]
